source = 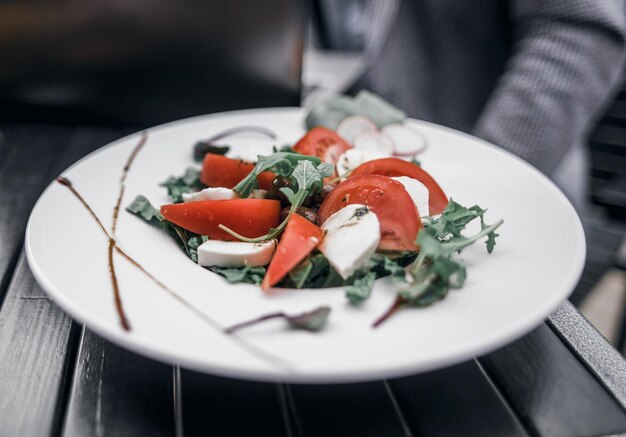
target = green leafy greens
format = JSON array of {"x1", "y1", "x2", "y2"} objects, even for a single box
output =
[
  {"x1": 208, "y1": 265, "x2": 266, "y2": 286},
  {"x1": 233, "y1": 152, "x2": 324, "y2": 198},
  {"x1": 160, "y1": 168, "x2": 204, "y2": 203}
]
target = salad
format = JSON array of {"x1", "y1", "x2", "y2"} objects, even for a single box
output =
[{"x1": 127, "y1": 91, "x2": 503, "y2": 328}]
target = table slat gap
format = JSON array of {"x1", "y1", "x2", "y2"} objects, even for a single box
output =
[
  {"x1": 286, "y1": 381, "x2": 410, "y2": 436},
  {"x1": 0, "y1": 242, "x2": 23, "y2": 314},
  {"x1": 62, "y1": 329, "x2": 175, "y2": 437},
  {"x1": 49, "y1": 321, "x2": 82, "y2": 437},
  {"x1": 173, "y1": 366, "x2": 184, "y2": 437},
  {"x1": 277, "y1": 384, "x2": 299, "y2": 437},
  {"x1": 387, "y1": 361, "x2": 528, "y2": 437},
  {"x1": 473, "y1": 359, "x2": 533, "y2": 436},
  {"x1": 382, "y1": 380, "x2": 415, "y2": 437}
]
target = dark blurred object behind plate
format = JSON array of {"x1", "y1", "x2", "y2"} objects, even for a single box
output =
[{"x1": 0, "y1": 0, "x2": 304, "y2": 124}]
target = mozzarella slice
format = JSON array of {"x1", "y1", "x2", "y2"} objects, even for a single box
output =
[
  {"x1": 336, "y1": 148, "x2": 387, "y2": 178},
  {"x1": 182, "y1": 187, "x2": 238, "y2": 202},
  {"x1": 227, "y1": 143, "x2": 275, "y2": 163},
  {"x1": 391, "y1": 176, "x2": 430, "y2": 217},
  {"x1": 319, "y1": 204, "x2": 380, "y2": 279},
  {"x1": 198, "y1": 240, "x2": 276, "y2": 267},
  {"x1": 249, "y1": 189, "x2": 269, "y2": 199}
]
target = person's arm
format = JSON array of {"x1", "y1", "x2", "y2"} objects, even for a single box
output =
[{"x1": 473, "y1": 1, "x2": 626, "y2": 175}]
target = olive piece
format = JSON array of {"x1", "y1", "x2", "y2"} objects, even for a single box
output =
[
  {"x1": 309, "y1": 183, "x2": 334, "y2": 206},
  {"x1": 281, "y1": 206, "x2": 319, "y2": 225},
  {"x1": 267, "y1": 176, "x2": 293, "y2": 205}
]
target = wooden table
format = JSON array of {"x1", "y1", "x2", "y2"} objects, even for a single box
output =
[{"x1": 2, "y1": 125, "x2": 626, "y2": 437}]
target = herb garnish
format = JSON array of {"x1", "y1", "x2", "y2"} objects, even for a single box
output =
[
  {"x1": 373, "y1": 200, "x2": 503, "y2": 327},
  {"x1": 224, "y1": 306, "x2": 331, "y2": 334}
]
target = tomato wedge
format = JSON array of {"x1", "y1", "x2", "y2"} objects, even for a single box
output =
[
  {"x1": 349, "y1": 158, "x2": 448, "y2": 215},
  {"x1": 201, "y1": 154, "x2": 275, "y2": 190},
  {"x1": 292, "y1": 127, "x2": 352, "y2": 164},
  {"x1": 318, "y1": 174, "x2": 422, "y2": 251},
  {"x1": 160, "y1": 199, "x2": 281, "y2": 240},
  {"x1": 261, "y1": 214, "x2": 323, "y2": 291}
]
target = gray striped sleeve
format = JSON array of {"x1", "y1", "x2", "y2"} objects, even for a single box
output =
[{"x1": 473, "y1": 0, "x2": 626, "y2": 175}]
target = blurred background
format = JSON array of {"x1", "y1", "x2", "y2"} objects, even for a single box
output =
[{"x1": 1, "y1": 0, "x2": 625, "y2": 350}]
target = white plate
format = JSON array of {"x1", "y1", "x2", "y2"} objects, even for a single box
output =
[{"x1": 25, "y1": 108, "x2": 585, "y2": 383}]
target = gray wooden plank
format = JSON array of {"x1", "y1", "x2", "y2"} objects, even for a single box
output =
[
  {"x1": 480, "y1": 323, "x2": 626, "y2": 437},
  {"x1": 0, "y1": 126, "x2": 66, "y2": 304},
  {"x1": 387, "y1": 361, "x2": 528, "y2": 437},
  {"x1": 0, "y1": 126, "x2": 78, "y2": 437},
  {"x1": 0, "y1": 254, "x2": 78, "y2": 437},
  {"x1": 285, "y1": 381, "x2": 410, "y2": 437},
  {"x1": 181, "y1": 371, "x2": 288, "y2": 437},
  {"x1": 61, "y1": 330, "x2": 175, "y2": 437}
]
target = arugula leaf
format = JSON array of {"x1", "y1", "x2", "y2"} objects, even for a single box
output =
[
  {"x1": 160, "y1": 168, "x2": 204, "y2": 203},
  {"x1": 126, "y1": 195, "x2": 167, "y2": 228},
  {"x1": 279, "y1": 160, "x2": 333, "y2": 205},
  {"x1": 381, "y1": 256, "x2": 410, "y2": 283},
  {"x1": 187, "y1": 235, "x2": 209, "y2": 263},
  {"x1": 289, "y1": 253, "x2": 355, "y2": 290},
  {"x1": 208, "y1": 265, "x2": 266, "y2": 285},
  {"x1": 345, "y1": 270, "x2": 377, "y2": 304},
  {"x1": 373, "y1": 200, "x2": 503, "y2": 327},
  {"x1": 288, "y1": 257, "x2": 315, "y2": 288},
  {"x1": 233, "y1": 152, "x2": 322, "y2": 198},
  {"x1": 344, "y1": 254, "x2": 416, "y2": 304},
  {"x1": 422, "y1": 199, "x2": 496, "y2": 245}
]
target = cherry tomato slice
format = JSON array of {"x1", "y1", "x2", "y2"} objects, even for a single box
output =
[
  {"x1": 201, "y1": 154, "x2": 275, "y2": 190},
  {"x1": 349, "y1": 158, "x2": 448, "y2": 215},
  {"x1": 292, "y1": 127, "x2": 352, "y2": 164},
  {"x1": 318, "y1": 174, "x2": 422, "y2": 251},
  {"x1": 261, "y1": 214, "x2": 324, "y2": 291},
  {"x1": 160, "y1": 199, "x2": 281, "y2": 240}
]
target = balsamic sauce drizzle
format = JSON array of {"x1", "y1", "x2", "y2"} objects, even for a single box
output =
[
  {"x1": 56, "y1": 175, "x2": 132, "y2": 331},
  {"x1": 108, "y1": 238, "x2": 130, "y2": 331},
  {"x1": 112, "y1": 132, "x2": 147, "y2": 236},
  {"x1": 55, "y1": 137, "x2": 293, "y2": 370}
]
